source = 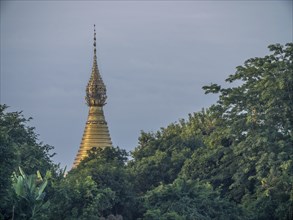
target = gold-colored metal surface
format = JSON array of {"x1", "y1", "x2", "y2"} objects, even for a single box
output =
[{"x1": 73, "y1": 25, "x2": 112, "y2": 168}]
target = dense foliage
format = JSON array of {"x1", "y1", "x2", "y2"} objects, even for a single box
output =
[
  {"x1": 48, "y1": 147, "x2": 137, "y2": 219},
  {"x1": 142, "y1": 178, "x2": 246, "y2": 220},
  {"x1": 199, "y1": 43, "x2": 293, "y2": 219},
  {"x1": 1, "y1": 43, "x2": 292, "y2": 219},
  {"x1": 0, "y1": 105, "x2": 57, "y2": 219},
  {"x1": 12, "y1": 167, "x2": 50, "y2": 219}
]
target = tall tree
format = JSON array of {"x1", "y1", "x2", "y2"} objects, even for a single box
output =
[
  {"x1": 0, "y1": 105, "x2": 57, "y2": 219},
  {"x1": 129, "y1": 110, "x2": 214, "y2": 194},
  {"x1": 48, "y1": 146, "x2": 137, "y2": 219},
  {"x1": 181, "y1": 43, "x2": 293, "y2": 219}
]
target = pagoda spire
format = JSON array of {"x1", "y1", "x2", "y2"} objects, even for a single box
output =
[
  {"x1": 86, "y1": 24, "x2": 107, "y2": 107},
  {"x1": 73, "y1": 25, "x2": 112, "y2": 168}
]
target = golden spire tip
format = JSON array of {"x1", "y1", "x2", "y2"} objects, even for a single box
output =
[{"x1": 93, "y1": 24, "x2": 96, "y2": 49}]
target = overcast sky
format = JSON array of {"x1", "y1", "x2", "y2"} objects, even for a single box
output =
[{"x1": 1, "y1": 1, "x2": 292, "y2": 169}]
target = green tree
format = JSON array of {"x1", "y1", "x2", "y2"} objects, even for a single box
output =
[
  {"x1": 0, "y1": 105, "x2": 57, "y2": 219},
  {"x1": 79, "y1": 147, "x2": 137, "y2": 218},
  {"x1": 48, "y1": 172, "x2": 116, "y2": 220},
  {"x1": 12, "y1": 167, "x2": 50, "y2": 220},
  {"x1": 143, "y1": 178, "x2": 247, "y2": 220},
  {"x1": 49, "y1": 146, "x2": 137, "y2": 219},
  {"x1": 129, "y1": 111, "x2": 212, "y2": 194},
  {"x1": 181, "y1": 43, "x2": 293, "y2": 219}
]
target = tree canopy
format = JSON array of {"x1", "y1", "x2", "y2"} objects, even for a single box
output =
[{"x1": 0, "y1": 105, "x2": 57, "y2": 219}]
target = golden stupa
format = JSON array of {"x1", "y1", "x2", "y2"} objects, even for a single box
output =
[{"x1": 73, "y1": 26, "x2": 112, "y2": 168}]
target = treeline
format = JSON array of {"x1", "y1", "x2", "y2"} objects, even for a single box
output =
[{"x1": 0, "y1": 43, "x2": 292, "y2": 220}]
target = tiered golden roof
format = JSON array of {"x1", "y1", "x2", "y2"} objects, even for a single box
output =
[{"x1": 73, "y1": 25, "x2": 112, "y2": 168}]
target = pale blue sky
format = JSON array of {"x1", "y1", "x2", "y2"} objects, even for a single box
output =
[{"x1": 1, "y1": 1, "x2": 292, "y2": 168}]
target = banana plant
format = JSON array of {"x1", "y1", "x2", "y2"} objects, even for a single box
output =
[{"x1": 12, "y1": 167, "x2": 50, "y2": 219}]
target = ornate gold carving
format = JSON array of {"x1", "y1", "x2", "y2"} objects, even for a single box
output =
[
  {"x1": 85, "y1": 25, "x2": 107, "y2": 107},
  {"x1": 86, "y1": 120, "x2": 107, "y2": 125}
]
